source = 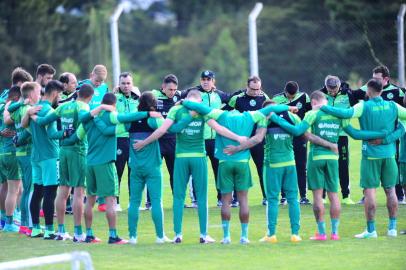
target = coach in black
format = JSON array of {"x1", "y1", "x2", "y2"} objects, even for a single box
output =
[
  {"x1": 228, "y1": 76, "x2": 270, "y2": 206},
  {"x1": 273, "y1": 81, "x2": 312, "y2": 205}
]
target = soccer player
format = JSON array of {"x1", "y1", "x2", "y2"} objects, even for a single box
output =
[
  {"x1": 96, "y1": 92, "x2": 187, "y2": 244},
  {"x1": 319, "y1": 75, "x2": 356, "y2": 205},
  {"x1": 181, "y1": 71, "x2": 231, "y2": 206},
  {"x1": 320, "y1": 79, "x2": 406, "y2": 238},
  {"x1": 273, "y1": 82, "x2": 312, "y2": 205},
  {"x1": 134, "y1": 90, "x2": 241, "y2": 244},
  {"x1": 59, "y1": 72, "x2": 78, "y2": 100},
  {"x1": 114, "y1": 72, "x2": 139, "y2": 211},
  {"x1": 180, "y1": 99, "x2": 297, "y2": 244},
  {"x1": 0, "y1": 67, "x2": 33, "y2": 104},
  {"x1": 31, "y1": 84, "x2": 96, "y2": 241},
  {"x1": 352, "y1": 65, "x2": 406, "y2": 204},
  {"x1": 150, "y1": 74, "x2": 181, "y2": 207},
  {"x1": 22, "y1": 80, "x2": 63, "y2": 239},
  {"x1": 0, "y1": 86, "x2": 21, "y2": 232},
  {"x1": 79, "y1": 65, "x2": 109, "y2": 110},
  {"x1": 35, "y1": 64, "x2": 56, "y2": 94},
  {"x1": 228, "y1": 76, "x2": 270, "y2": 206},
  {"x1": 270, "y1": 90, "x2": 390, "y2": 240}
]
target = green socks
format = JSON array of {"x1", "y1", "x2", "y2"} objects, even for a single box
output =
[
  {"x1": 58, "y1": 224, "x2": 65, "y2": 234},
  {"x1": 45, "y1": 225, "x2": 54, "y2": 232},
  {"x1": 74, "y1": 225, "x2": 83, "y2": 236},
  {"x1": 241, "y1": 223, "x2": 248, "y2": 239},
  {"x1": 222, "y1": 220, "x2": 230, "y2": 238},
  {"x1": 317, "y1": 221, "x2": 326, "y2": 235},
  {"x1": 367, "y1": 220, "x2": 375, "y2": 233},
  {"x1": 388, "y1": 217, "x2": 397, "y2": 231},
  {"x1": 109, "y1": 228, "x2": 117, "y2": 238},
  {"x1": 86, "y1": 228, "x2": 94, "y2": 237},
  {"x1": 331, "y1": 219, "x2": 339, "y2": 235}
]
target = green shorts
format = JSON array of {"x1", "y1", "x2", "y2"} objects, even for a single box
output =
[
  {"x1": 59, "y1": 148, "x2": 86, "y2": 187},
  {"x1": 307, "y1": 158, "x2": 338, "y2": 192},
  {"x1": 32, "y1": 158, "x2": 59, "y2": 186},
  {"x1": 86, "y1": 162, "x2": 118, "y2": 197},
  {"x1": 400, "y1": 162, "x2": 406, "y2": 186},
  {"x1": 360, "y1": 158, "x2": 398, "y2": 189},
  {"x1": 217, "y1": 160, "x2": 252, "y2": 193},
  {"x1": 0, "y1": 153, "x2": 21, "y2": 183}
]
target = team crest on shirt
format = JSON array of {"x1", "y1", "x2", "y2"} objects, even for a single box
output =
[
  {"x1": 249, "y1": 99, "x2": 256, "y2": 107},
  {"x1": 117, "y1": 149, "x2": 122, "y2": 155},
  {"x1": 387, "y1": 93, "x2": 394, "y2": 100},
  {"x1": 296, "y1": 102, "x2": 302, "y2": 109},
  {"x1": 173, "y1": 96, "x2": 178, "y2": 102}
]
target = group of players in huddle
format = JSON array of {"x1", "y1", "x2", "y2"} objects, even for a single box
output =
[{"x1": 0, "y1": 63, "x2": 404, "y2": 245}]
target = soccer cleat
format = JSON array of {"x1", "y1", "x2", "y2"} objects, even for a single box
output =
[
  {"x1": 85, "y1": 235, "x2": 101, "y2": 243},
  {"x1": 172, "y1": 235, "x2": 182, "y2": 244},
  {"x1": 230, "y1": 199, "x2": 239, "y2": 208},
  {"x1": 216, "y1": 200, "x2": 223, "y2": 207},
  {"x1": 262, "y1": 198, "x2": 267, "y2": 206},
  {"x1": 239, "y1": 237, "x2": 250, "y2": 244},
  {"x1": 19, "y1": 226, "x2": 29, "y2": 235},
  {"x1": 342, "y1": 197, "x2": 355, "y2": 205},
  {"x1": 108, "y1": 236, "x2": 128, "y2": 244},
  {"x1": 55, "y1": 232, "x2": 73, "y2": 241},
  {"x1": 280, "y1": 198, "x2": 287, "y2": 205},
  {"x1": 220, "y1": 237, "x2": 231, "y2": 244},
  {"x1": 25, "y1": 228, "x2": 32, "y2": 236},
  {"x1": 357, "y1": 197, "x2": 365, "y2": 205},
  {"x1": 400, "y1": 230, "x2": 406, "y2": 235},
  {"x1": 43, "y1": 230, "x2": 57, "y2": 240},
  {"x1": 259, "y1": 235, "x2": 277, "y2": 243},
  {"x1": 3, "y1": 223, "x2": 20, "y2": 232},
  {"x1": 200, "y1": 235, "x2": 215, "y2": 244},
  {"x1": 128, "y1": 237, "x2": 138, "y2": 245},
  {"x1": 398, "y1": 199, "x2": 406, "y2": 205},
  {"x1": 65, "y1": 206, "x2": 73, "y2": 215},
  {"x1": 39, "y1": 209, "x2": 44, "y2": 217},
  {"x1": 115, "y1": 204, "x2": 123, "y2": 212},
  {"x1": 387, "y1": 229, "x2": 397, "y2": 237},
  {"x1": 291, "y1": 235, "x2": 302, "y2": 242},
  {"x1": 310, "y1": 233, "x2": 327, "y2": 241},
  {"x1": 190, "y1": 201, "x2": 198, "y2": 208},
  {"x1": 30, "y1": 228, "x2": 44, "y2": 238},
  {"x1": 354, "y1": 230, "x2": 377, "y2": 239},
  {"x1": 98, "y1": 203, "x2": 106, "y2": 212},
  {"x1": 73, "y1": 234, "x2": 86, "y2": 243},
  {"x1": 300, "y1": 197, "x2": 311, "y2": 205},
  {"x1": 330, "y1": 234, "x2": 340, "y2": 240},
  {"x1": 0, "y1": 219, "x2": 5, "y2": 229},
  {"x1": 156, "y1": 236, "x2": 171, "y2": 244},
  {"x1": 145, "y1": 202, "x2": 151, "y2": 211}
]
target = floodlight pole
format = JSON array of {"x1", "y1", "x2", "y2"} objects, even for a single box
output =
[
  {"x1": 249, "y1": 2, "x2": 263, "y2": 77},
  {"x1": 110, "y1": 2, "x2": 128, "y2": 87},
  {"x1": 397, "y1": 4, "x2": 406, "y2": 87}
]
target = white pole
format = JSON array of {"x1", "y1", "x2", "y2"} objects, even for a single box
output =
[
  {"x1": 249, "y1": 2, "x2": 263, "y2": 77},
  {"x1": 110, "y1": 3, "x2": 126, "y2": 87},
  {"x1": 397, "y1": 4, "x2": 406, "y2": 87}
]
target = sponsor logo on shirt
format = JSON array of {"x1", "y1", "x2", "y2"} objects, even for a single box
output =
[
  {"x1": 296, "y1": 102, "x2": 302, "y2": 109},
  {"x1": 249, "y1": 99, "x2": 256, "y2": 107},
  {"x1": 173, "y1": 96, "x2": 178, "y2": 102},
  {"x1": 273, "y1": 133, "x2": 290, "y2": 140},
  {"x1": 117, "y1": 149, "x2": 122, "y2": 155},
  {"x1": 318, "y1": 123, "x2": 339, "y2": 129},
  {"x1": 387, "y1": 93, "x2": 394, "y2": 100}
]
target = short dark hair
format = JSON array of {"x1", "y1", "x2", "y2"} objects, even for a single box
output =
[
  {"x1": 11, "y1": 67, "x2": 33, "y2": 85},
  {"x1": 285, "y1": 81, "x2": 299, "y2": 93},
  {"x1": 310, "y1": 90, "x2": 326, "y2": 101},
  {"x1": 247, "y1": 76, "x2": 261, "y2": 85},
  {"x1": 36, "y1": 64, "x2": 56, "y2": 77},
  {"x1": 59, "y1": 72, "x2": 73, "y2": 84},
  {"x1": 78, "y1": 84, "x2": 94, "y2": 99},
  {"x1": 102, "y1": 93, "x2": 117, "y2": 105},
  {"x1": 21, "y1": 82, "x2": 39, "y2": 99},
  {"x1": 163, "y1": 74, "x2": 178, "y2": 85},
  {"x1": 262, "y1": 99, "x2": 276, "y2": 107},
  {"x1": 138, "y1": 91, "x2": 157, "y2": 112},
  {"x1": 119, "y1": 72, "x2": 132, "y2": 80},
  {"x1": 7, "y1": 85, "x2": 21, "y2": 102},
  {"x1": 186, "y1": 89, "x2": 200, "y2": 99},
  {"x1": 373, "y1": 65, "x2": 390, "y2": 78},
  {"x1": 44, "y1": 80, "x2": 64, "y2": 96},
  {"x1": 367, "y1": 78, "x2": 383, "y2": 93}
]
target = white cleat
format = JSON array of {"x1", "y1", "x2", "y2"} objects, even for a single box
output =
[
  {"x1": 354, "y1": 230, "x2": 378, "y2": 239},
  {"x1": 387, "y1": 229, "x2": 397, "y2": 237},
  {"x1": 156, "y1": 235, "x2": 172, "y2": 244},
  {"x1": 200, "y1": 235, "x2": 216, "y2": 244},
  {"x1": 239, "y1": 237, "x2": 250, "y2": 244},
  {"x1": 115, "y1": 204, "x2": 123, "y2": 212},
  {"x1": 55, "y1": 232, "x2": 73, "y2": 241},
  {"x1": 73, "y1": 233, "x2": 86, "y2": 243},
  {"x1": 220, "y1": 237, "x2": 231, "y2": 244},
  {"x1": 128, "y1": 237, "x2": 138, "y2": 245}
]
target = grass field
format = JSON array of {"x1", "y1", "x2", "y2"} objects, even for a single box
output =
[{"x1": 0, "y1": 138, "x2": 405, "y2": 270}]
